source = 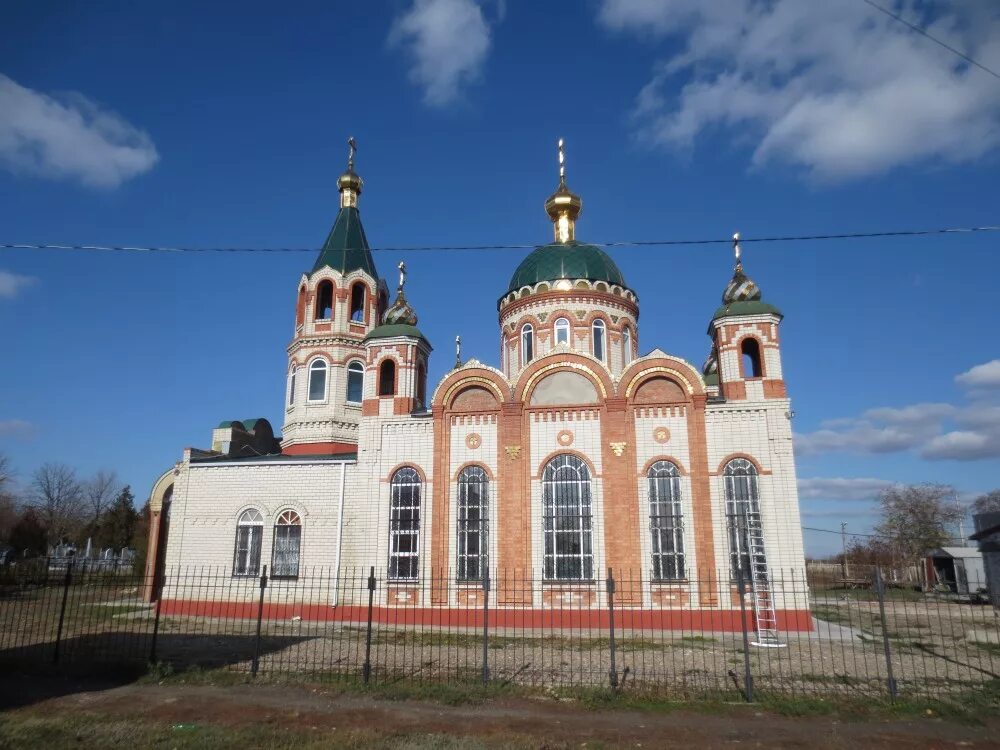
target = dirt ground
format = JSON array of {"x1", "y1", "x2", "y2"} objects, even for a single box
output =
[{"x1": 1, "y1": 674, "x2": 998, "y2": 749}]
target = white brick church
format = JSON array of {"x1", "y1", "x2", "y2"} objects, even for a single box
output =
[{"x1": 144, "y1": 141, "x2": 809, "y2": 631}]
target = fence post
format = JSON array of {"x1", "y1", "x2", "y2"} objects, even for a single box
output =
[
  {"x1": 251, "y1": 565, "x2": 268, "y2": 678},
  {"x1": 482, "y1": 567, "x2": 491, "y2": 685},
  {"x1": 149, "y1": 583, "x2": 164, "y2": 664},
  {"x1": 363, "y1": 566, "x2": 376, "y2": 684},
  {"x1": 52, "y1": 561, "x2": 73, "y2": 665},
  {"x1": 874, "y1": 566, "x2": 898, "y2": 700},
  {"x1": 606, "y1": 567, "x2": 618, "y2": 689},
  {"x1": 736, "y1": 570, "x2": 754, "y2": 702}
]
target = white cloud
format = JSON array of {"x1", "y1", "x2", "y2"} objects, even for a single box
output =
[
  {"x1": 798, "y1": 477, "x2": 896, "y2": 502},
  {"x1": 795, "y1": 402, "x2": 953, "y2": 455},
  {"x1": 956, "y1": 360, "x2": 1000, "y2": 390},
  {"x1": 0, "y1": 74, "x2": 159, "y2": 188},
  {"x1": 0, "y1": 419, "x2": 34, "y2": 439},
  {"x1": 388, "y1": 0, "x2": 494, "y2": 107},
  {"x1": 597, "y1": 1, "x2": 1000, "y2": 181},
  {"x1": 0, "y1": 270, "x2": 36, "y2": 299}
]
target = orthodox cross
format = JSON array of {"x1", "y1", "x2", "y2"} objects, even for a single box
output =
[
  {"x1": 455, "y1": 335, "x2": 462, "y2": 368},
  {"x1": 397, "y1": 261, "x2": 407, "y2": 293},
  {"x1": 732, "y1": 232, "x2": 742, "y2": 269},
  {"x1": 558, "y1": 138, "x2": 565, "y2": 184},
  {"x1": 347, "y1": 136, "x2": 357, "y2": 172}
]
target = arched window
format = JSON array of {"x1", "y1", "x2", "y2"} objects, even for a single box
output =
[
  {"x1": 741, "y1": 338, "x2": 763, "y2": 378},
  {"x1": 233, "y1": 509, "x2": 263, "y2": 576},
  {"x1": 457, "y1": 466, "x2": 489, "y2": 581},
  {"x1": 315, "y1": 280, "x2": 333, "y2": 320},
  {"x1": 308, "y1": 359, "x2": 328, "y2": 402},
  {"x1": 416, "y1": 361, "x2": 427, "y2": 409},
  {"x1": 542, "y1": 454, "x2": 594, "y2": 581},
  {"x1": 378, "y1": 359, "x2": 396, "y2": 396},
  {"x1": 272, "y1": 510, "x2": 301, "y2": 579},
  {"x1": 346, "y1": 360, "x2": 365, "y2": 403},
  {"x1": 592, "y1": 319, "x2": 606, "y2": 361},
  {"x1": 648, "y1": 461, "x2": 684, "y2": 580},
  {"x1": 622, "y1": 327, "x2": 633, "y2": 366},
  {"x1": 288, "y1": 368, "x2": 297, "y2": 406},
  {"x1": 350, "y1": 283, "x2": 366, "y2": 322},
  {"x1": 296, "y1": 285, "x2": 307, "y2": 327},
  {"x1": 724, "y1": 458, "x2": 763, "y2": 579},
  {"x1": 389, "y1": 467, "x2": 422, "y2": 580},
  {"x1": 554, "y1": 317, "x2": 570, "y2": 346},
  {"x1": 521, "y1": 324, "x2": 534, "y2": 364}
]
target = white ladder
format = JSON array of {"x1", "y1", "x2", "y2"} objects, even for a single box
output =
[{"x1": 744, "y1": 510, "x2": 784, "y2": 647}]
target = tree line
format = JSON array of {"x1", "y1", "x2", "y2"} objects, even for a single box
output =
[{"x1": 0, "y1": 453, "x2": 147, "y2": 564}]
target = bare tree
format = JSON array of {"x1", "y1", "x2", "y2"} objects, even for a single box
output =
[
  {"x1": 874, "y1": 484, "x2": 964, "y2": 571},
  {"x1": 972, "y1": 490, "x2": 1000, "y2": 515},
  {"x1": 29, "y1": 463, "x2": 84, "y2": 546},
  {"x1": 83, "y1": 469, "x2": 120, "y2": 531},
  {"x1": 0, "y1": 453, "x2": 17, "y2": 544}
]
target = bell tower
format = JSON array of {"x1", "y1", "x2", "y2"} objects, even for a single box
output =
[{"x1": 282, "y1": 138, "x2": 389, "y2": 454}]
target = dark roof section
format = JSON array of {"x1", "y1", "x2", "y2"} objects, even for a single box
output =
[
  {"x1": 312, "y1": 206, "x2": 378, "y2": 278},
  {"x1": 191, "y1": 452, "x2": 358, "y2": 464},
  {"x1": 711, "y1": 299, "x2": 783, "y2": 321},
  {"x1": 364, "y1": 323, "x2": 431, "y2": 347},
  {"x1": 505, "y1": 241, "x2": 627, "y2": 295}
]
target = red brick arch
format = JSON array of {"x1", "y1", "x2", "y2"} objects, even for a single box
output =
[
  {"x1": 514, "y1": 352, "x2": 615, "y2": 403},
  {"x1": 713, "y1": 452, "x2": 770, "y2": 476},
  {"x1": 452, "y1": 461, "x2": 495, "y2": 481},
  {"x1": 383, "y1": 462, "x2": 428, "y2": 484},
  {"x1": 640, "y1": 455, "x2": 690, "y2": 477},
  {"x1": 621, "y1": 357, "x2": 705, "y2": 402},
  {"x1": 533, "y1": 448, "x2": 600, "y2": 480},
  {"x1": 432, "y1": 368, "x2": 510, "y2": 410}
]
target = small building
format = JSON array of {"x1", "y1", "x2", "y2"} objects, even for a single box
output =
[
  {"x1": 970, "y1": 512, "x2": 1000, "y2": 607},
  {"x1": 925, "y1": 546, "x2": 986, "y2": 595}
]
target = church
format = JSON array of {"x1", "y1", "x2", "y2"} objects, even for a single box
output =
[{"x1": 144, "y1": 140, "x2": 809, "y2": 634}]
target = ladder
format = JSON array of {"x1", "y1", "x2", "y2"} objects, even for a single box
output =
[{"x1": 743, "y1": 509, "x2": 784, "y2": 647}]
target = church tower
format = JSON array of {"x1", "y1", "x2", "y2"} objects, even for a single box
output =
[{"x1": 282, "y1": 139, "x2": 389, "y2": 454}]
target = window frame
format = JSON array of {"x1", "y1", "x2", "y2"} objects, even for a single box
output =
[
  {"x1": 554, "y1": 317, "x2": 570, "y2": 346},
  {"x1": 622, "y1": 326, "x2": 633, "y2": 366},
  {"x1": 592, "y1": 319, "x2": 606, "y2": 362},
  {"x1": 647, "y1": 461, "x2": 685, "y2": 581},
  {"x1": 349, "y1": 282, "x2": 366, "y2": 323},
  {"x1": 542, "y1": 454, "x2": 594, "y2": 582},
  {"x1": 233, "y1": 508, "x2": 264, "y2": 577},
  {"x1": 520, "y1": 323, "x2": 534, "y2": 365},
  {"x1": 307, "y1": 359, "x2": 328, "y2": 403},
  {"x1": 315, "y1": 280, "x2": 334, "y2": 320},
  {"x1": 456, "y1": 465, "x2": 489, "y2": 582},
  {"x1": 740, "y1": 337, "x2": 764, "y2": 379},
  {"x1": 389, "y1": 467, "x2": 422, "y2": 581},
  {"x1": 271, "y1": 509, "x2": 302, "y2": 580},
  {"x1": 346, "y1": 360, "x2": 365, "y2": 404},
  {"x1": 378, "y1": 359, "x2": 397, "y2": 397},
  {"x1": 724, "y1": 458, "x2": 762, "y2": 580},
  {"x1": 287, "y1": 367, "x2": 297, "y2": 407}
]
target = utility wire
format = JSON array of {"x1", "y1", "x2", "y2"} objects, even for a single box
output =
[
  {"x1": 802, "y1": 525, "x2": 882, "y2": 539},
  {"x1": 863, "y1": 0, "x2": 1000, "y2": 81},
  {"x1": 2, "y1": 224, "x2": 998, "y2": 255}
]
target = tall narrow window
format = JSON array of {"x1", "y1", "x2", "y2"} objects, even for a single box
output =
[
  {"x1": 416, "y1": 361, "x2": 427, "y2": 409},
  {"x1": 521, "y1": 324, "x2": 534, "y2": 364},
  {"x1": 741, "y1": 338, "x2": 763, "y2": 378},
  {"x1": 389, "y1": 467, "x2": 421, "y2": 580},
  {"x1": 648, "y1": 461, "x2": 685, "y2": 580},
  {"x1": 622, "y1": 327, "x2": 633, "y2": 366},
  {"x1": 350, "y1": 283, "x2": 366, "y2": 322},
  {"x1": 457, "y1": 466, "x2": 489, "y2": 581},
  {"x1": 296, "y1": 285, "x2": 307, "y2": 327},
  {"x1": 346, "y1": 360, "x2": 364, "y2": 403},
  {"x1": 378, "y1": 359, "x2": 396, "y2": 396},
  {"x1": 234, "y1": 509, "x2": 263, "y2": 576},
  {"x1": 315, "y1": 281, "x2": 333, "y2": 320},
  {"x1": 554, "y1": 317, "x2": 570, "y2": 346},
  {"x1": 724, "y1": 458, "x2": 762, "y2": 579},
  {"x1": 272, "y1": 510, "x2": 302, "y2": 579},
  {"x1": 592, "y1": 320, "x2": 606, "y2": 361},
  {"x1": 288, "y1": 368, "x2": 297, "y2": 406},
  {"x1": 308, "y1": 359, "x2": 328, "y2": 402},
  {"x1": 542, "y1": 455, "x2": 594, "y2": 581}
]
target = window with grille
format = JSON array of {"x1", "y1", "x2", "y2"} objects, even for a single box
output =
[
  {"x1": 542, "y1": 454, "x2": 594, "y2": 581},
  {"x1": 308, "y1": 359, "x2": 327, "y2": 402},
  {"x1": 456, "y1": 466, "x2": 489, "y2": 581},
  {"x1": 346, "y1": 360, "x2": 364, "y2": 403},
  {"x1": 389, "y1": 467, "x2": 421, "y2": 581},
  {"x1": 648, "y1": 460, "x2": 685, "y2": 580},
  {"x1": 592, "y1": 320, "x2": 606, "y2": 361},
  {"x1": 233, "y1": 508, "x2": 263, "y2": 577},
  {"x1": 724, "y1": 458, "x2": 761, "y2": 579},
  {"x1": 271, "y1": 510, "x2": 302, "y2": 579}
]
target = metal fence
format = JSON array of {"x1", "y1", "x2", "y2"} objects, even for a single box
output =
[{"x1": 1, "y1": 561, "x2": 998, "y2": 701}]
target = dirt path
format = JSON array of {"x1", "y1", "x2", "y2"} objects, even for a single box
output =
[{"x1": 2, "y1": 678, "x2": 998, "y2": 748}]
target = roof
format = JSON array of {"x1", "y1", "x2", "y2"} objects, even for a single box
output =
[
  {"x1": 506, "y1": 241, "x2": 626, "y2": 295},
  {"x1": 191, "y1": 452, "x2": 357, "y2": 464},
  {"x1": 312, "y1": 206, "x2": 378, "y2": 277},
  {"x1": 928, "y1": 546, "x2": 983, "y2": 559},
  {"x1": 364, "y1": 323, "x2": 431, "y2": 346},
  {"x1": 711, "y1": 299, "x2": 783, "y2": 321}
]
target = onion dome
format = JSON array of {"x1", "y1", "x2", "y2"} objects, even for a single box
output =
[
  {"x1": 702, "y1": 349, "x2": 719, "y2": 386},
  {"x1": 712, "y1": 233, "x2": 782, "y2": 321},
  {"x1": 365, "y1": 261, "x2": 429, "y2": 345}
]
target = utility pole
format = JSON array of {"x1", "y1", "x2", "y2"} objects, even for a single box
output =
[{"x1": 841, "y1": 522, "x2": 849, "y2": 581}]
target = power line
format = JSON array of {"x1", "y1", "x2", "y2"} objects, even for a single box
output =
[
  {"x1": 802, "y1": 525, "x2": 882, "y2": 539},
  {"x1": 863, "y1": 0, "x2": 1000, "y2": 81},
  {"x1": 2, "y1": 224, "x2": 998, "y2": 255}
]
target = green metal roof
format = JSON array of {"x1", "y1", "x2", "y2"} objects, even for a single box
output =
[
  {"x1": 312, "y1": 206, "x2": 378, "y2": 277},
  {"x1": 505, "y1": 241, "x2": 626, "y2": 295},
  {"x1": 364, "y1": 323, "x2": 431, "y2": 346},
  {"x1": 711, "y1": 300, "x2": 783, "y2": 320}
]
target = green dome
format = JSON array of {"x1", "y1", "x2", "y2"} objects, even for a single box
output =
[
  {"x1": 364, "y1": 323, "x2": 430, "y2": 346},
  {"x1": 506, "y1": 241, "x2": 626, "y2": 294}
]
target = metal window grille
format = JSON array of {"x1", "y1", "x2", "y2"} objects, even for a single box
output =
[
  {"x1": 308, "y1": 360, "x2": 327, "y2": 401},
  {"x1": 724, "y1": 458, "x2": 761, "y2": 578},
  {"x1": 592, "y1": 320, "x2": 606, "y2": 361},
  {"x1": 456, "y1": 466, "x2": 489, "y2": 581},
  {"x1": 521, "y1": 324, "x2": 534, "y2": 363},
  {"x1": 346, "y1": 361, "x2": 364, "y2": 403},
  {"x1": 233, "y1": 509, "x2": 263, "y2": 576},
  {"x1": 542, "y1": 454, "x2": 594, "y2": 581},
  {"x1": 648, "y1": 460, "x2": 685, "y2": 580},
  {"x1": 271, "y1": 510, "x2": 302, "y2": 579},
  {"x1": 389, "y1": 467, "x2": 421, "y2": 581}
]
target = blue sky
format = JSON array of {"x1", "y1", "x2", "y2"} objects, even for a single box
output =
[{"x1": 1, "y1": 1, "x2": 998, "y2": 557}]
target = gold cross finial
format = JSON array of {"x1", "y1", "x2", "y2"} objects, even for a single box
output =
[
  {"x1": 347, "y1": 137, "x2": 357, "y2": 171},
  {"x1": 397, "y1": 261, "x2": 407, "y2": 293},
  {"x1": 733, "y1": 232, "x2": 742, "y2": 269},
  {"x1": 558, "y1": 138, "x2": 565, "y2": 184}
]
